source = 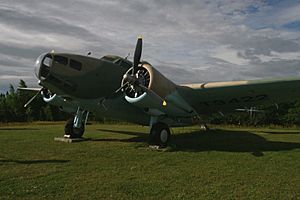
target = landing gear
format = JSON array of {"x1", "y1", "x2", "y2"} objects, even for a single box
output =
[
  {"x1": 149, "y1": 122, "x2": 171, "y2": 148},
  {"x1": 64, "y1": 107, "x2": 89, "y2": 138},
  {"x1": 64, "y1": 117, "x2": 85, "y2": 138}
]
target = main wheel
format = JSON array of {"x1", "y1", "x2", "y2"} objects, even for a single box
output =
[
  {"x1": 64, "y1": 117, "x2": 85, "y2": 138},
  {"x1": 149, "y1": 123, "x2": 170, "y2": 147}
]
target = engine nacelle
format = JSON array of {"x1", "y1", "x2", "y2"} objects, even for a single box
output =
[
  {"x1": 142, "y1": 63, "x2": 177, "y2": 98},
  {"x1": 122, "y1": 63, "x2": 194, "y2": 117},
  {"x1": 43, "y1": 94, "x2": 77, "y2": 113},
  {"x1": 122, "y1": 62, "x2": 176, "y2": 98}
]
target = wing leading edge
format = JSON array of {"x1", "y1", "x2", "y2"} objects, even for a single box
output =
[{"x1": 178, "y1": 77, "x2": 300, "y2": 114}]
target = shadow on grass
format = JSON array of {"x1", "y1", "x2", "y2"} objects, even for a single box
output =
[
  {"x1": 171, "y1": 129, "x2": 300, "y2": 156},
  {"x1": 96, "y1": 128, "x2": 300, "y2": 156},
  {"x1": 262, "y1": 131, "x2": 300, "y2": 134},
  {"x1": 94, "y1": 129, "x2": 147, "y2": 143},
  {"x1": 97, "y1": 129, "x2": 146, "y2": 137},
  {"x1": 0, "y1": 159, "x2": 70, "y2": 164},
  {"x1": 0, "y1": 128, "x2": 39, "y2": 131}
]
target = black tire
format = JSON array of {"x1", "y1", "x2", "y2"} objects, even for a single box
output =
[
  {"x1": 149, "y1": 123, "x2": 170, "y2": 147},
  {"x1": 64, "y1": 117, "x2": 85, "y2": 138}
]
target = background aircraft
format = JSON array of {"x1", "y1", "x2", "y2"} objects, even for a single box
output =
[{"x1": 21, "y1": 37, "x2": 300, "y2": 147}]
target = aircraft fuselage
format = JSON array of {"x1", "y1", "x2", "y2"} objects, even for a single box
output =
[{"x1": 36, "y1": 53, "x2": 132, "y2": 99}]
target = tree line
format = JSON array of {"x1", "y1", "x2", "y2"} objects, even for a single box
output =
[
  {"x1": 0, "y1": 80, "x2": 69, "y2": 122},
  {"x1": 204, "y1": 102, "x2": 300, "y2": 126},
  {"x1": 1, "y1": 80, "x2": 300, "y2": 126}
]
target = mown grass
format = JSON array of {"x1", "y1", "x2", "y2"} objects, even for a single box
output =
[{"x1": 0, "y1": 122, "x2": 299, "y2": 199}]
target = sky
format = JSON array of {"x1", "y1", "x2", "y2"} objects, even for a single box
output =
[{"x1": 1, "y1": 0, "x2": 300, "y2": 93}]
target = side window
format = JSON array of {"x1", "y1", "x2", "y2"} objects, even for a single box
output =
[
  {"x1": 69, "y1": 59, "x2": 82, "y2": 71},
  {"x1": 54, "y1": 55, "x2": 68, "y2": 65}
]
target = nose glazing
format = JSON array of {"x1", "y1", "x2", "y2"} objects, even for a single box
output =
[{"x1": 34, "y1": 53, "x2": 52, "y2": 80}]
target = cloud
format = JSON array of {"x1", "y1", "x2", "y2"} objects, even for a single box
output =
[
  {"x1": 211, "y1": 45, "x2": 250, "y2": 65},
  {"x1": 256, "y1": 51, "x2": 300, "y2": 62},
  {"x1": 0, "y1": 0, "x2": 300, "y2": 92}
]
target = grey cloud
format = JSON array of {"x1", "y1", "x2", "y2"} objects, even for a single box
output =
[
  {"x1": 234, "y1": 36, "x2": 300, "y2": 55},
  {"x1": 0, "y1": 43, "x2": 49, "y2": 59},
  {"x1": 241, "y1": 60, "x2": 300, "y2": 78},
  {"x1": 221, "y1": 34, "x2": 300, "y2": 66},
  {"x1": 0, "y1": 60, "x2": 31, "y2": 68},
  {"x1": 156, "y1": 65, "x2": 200, "y2": 84},
  {"x1": 1, "y1": 0, "x2": 300, "y2": 92},
  {"x1": 0, "y1": 7, "x2": 98, "y2": 41},
  {"x1": 0, "y1": 65, "x2": 34, "y2": 77}
]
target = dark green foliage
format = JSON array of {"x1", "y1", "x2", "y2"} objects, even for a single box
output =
[
  {"x1": 0, "y1": 80, "x2": 68, "y2": 122},
  {"x1": 206, "y1": 102, "x2": 300, "y2": 126}
]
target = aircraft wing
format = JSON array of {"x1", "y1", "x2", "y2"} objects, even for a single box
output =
[{"x1": 177, "y1": 78, "x2": 300, "y2": 114}]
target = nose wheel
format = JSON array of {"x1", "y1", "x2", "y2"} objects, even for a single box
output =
[
  {"x1": 149, "y1": 122, "x2": 171, "y2": 148},
  {"x1": 64, "y1": 117, "x2": 85, "y2": 138},
  {"x1": 64, "y1": 107, "x2": 88, "y2": 138}
]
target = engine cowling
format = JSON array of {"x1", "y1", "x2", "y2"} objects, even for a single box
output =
[
  {"x1": 43, "y1": 93, "x2": 77, "y2": 113},
  {"x1": 121, "y1": 62, "x2": 176, "y2": 99},
  {"x1": 121, "y1": 63, "x2": 194, "y2": 117}
]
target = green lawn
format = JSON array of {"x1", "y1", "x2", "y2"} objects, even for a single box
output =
[{"x1": 0, "y1": 122, "x2": 299, "y2": 199}]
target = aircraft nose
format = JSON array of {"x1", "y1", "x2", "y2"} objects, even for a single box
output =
[
  {"x1": 34, "y1": 53, "x2": 45, "y2": 79},
  {"x1": 34, "y1": 53, "x2": 52, "y2": 80}
]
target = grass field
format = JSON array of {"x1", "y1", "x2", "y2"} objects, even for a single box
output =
[{"x1": 0, "y1": 122, "x2": 299, "y2": 199}]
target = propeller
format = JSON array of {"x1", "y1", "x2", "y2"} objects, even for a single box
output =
[
  {"x1": 23, "y1": 88, "x2": 43, "y2": 108},
  {"x1": 99, "y1": 36, "x2": 147, "y2": 107},
  {"x1": 22, "y1": 88, "x2": 51, "y2": 108},
  {"x1": 121, "y1": 36, "x2": 143, "y2": 85},
  {"x1": 132, "y1": 36, "x2": 143, "y2": 75},
  {"x1": 122, "y1": 36, "x2": 152, "y2": 98}
]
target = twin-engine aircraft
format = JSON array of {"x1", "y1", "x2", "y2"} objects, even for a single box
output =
[{"x1": 21, "y1": 37, "x2": 300, "y2": 147}]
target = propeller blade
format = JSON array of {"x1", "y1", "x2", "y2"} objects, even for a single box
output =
[
  {"x1": 132, "y1": 36, "x2": 143, "y2": 75},
  {"x1": 115, "y1": 82, "x2": 129, "y2": 94},
  {"x1": 99, "y1": 82, "x2": 130, "y2": 107},
  {"x1": 18, "y1": 87, "x2": 42, "y2": 92},
  {"x1": 24, "y1": 88, "x2": 42, "y2": 108}
]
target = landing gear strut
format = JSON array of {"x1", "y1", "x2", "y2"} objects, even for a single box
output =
[
  {"x1": 149, "y1": 122, "x2": 171, "y2": 147},
  {"x1": 64, "y1": 107, "x2": 89, "y2": 138}
]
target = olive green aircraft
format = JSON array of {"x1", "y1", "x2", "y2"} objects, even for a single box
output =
[{"x1": 21, "y1": 37, "x2": 300, "y2": 147}]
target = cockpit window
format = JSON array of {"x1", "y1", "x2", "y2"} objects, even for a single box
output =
[
  {"x1": 69, "y1": 59, "x2": 82, "y2": 71},
  {"x1": 54, "y1": 55, "x2": 68, "y2": 65},
  {"x1": 43, "y1": 55, "x2": 52, "y2": 67},
  {"x1": 40, "y1": 54, "x2": 53, "y2": 78}
]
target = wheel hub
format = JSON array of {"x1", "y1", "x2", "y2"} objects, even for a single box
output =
[{"x1": 160, "y1": 129, "x2": 169, "y2": 143}]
